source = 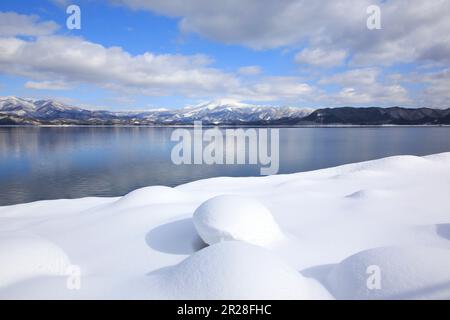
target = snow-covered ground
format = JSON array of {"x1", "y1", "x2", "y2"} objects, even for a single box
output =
[{"x1": 1, "y1": 153, "x2": 450, "y2": 299}]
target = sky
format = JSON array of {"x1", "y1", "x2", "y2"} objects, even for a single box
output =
[{"x1": 0, "y1": 0, "x2": 449, "y2": 110}]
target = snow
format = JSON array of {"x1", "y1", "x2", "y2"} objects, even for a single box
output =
[
  {"x1": 193, "y1": 195, "x2": 285, "y2": 246},
  {"x1": 192, "y1": 99, "x2": 253, "y2": 110},
  {"x1": 0, "y1": 234, "x2": 71, "y2": 288},
  {"x1": 114, "y1": 186, "x2": 190, "y2": 208},
  {"x1": 145, "y1": 241, "x2": 331, "y2": 299},
  {"x1": 326, "y1": 246, "x2": 450, "y2": 299},
  {"x1": 0, "y1": 96, "x2": 314, "y2": 124},
  {"x1": 0, "y1": 152, "x2": 450, "y2": 299}
]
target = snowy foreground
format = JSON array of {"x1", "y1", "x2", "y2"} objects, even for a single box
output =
[{"x1": 1, "y1": 153, "x2": 450, "y2": 300}]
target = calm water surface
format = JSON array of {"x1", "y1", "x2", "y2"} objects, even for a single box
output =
[{"x1": 1, "y1": 126, "x2": 449, "y2": 206}]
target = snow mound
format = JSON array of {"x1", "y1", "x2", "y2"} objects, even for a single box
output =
[
  {"x1": 326, "y1": 246, "x2": 450, "y2": 299},
  {"x1": 152, "y1": 241, "x2": 331, "y2": 299},
  {"x1": 0, "y1": 235, "x2": 71, "y2": 288},
  {"x1": 193, "y1": 195, "x2": 284, "y2": 246},
  {"x1": 332, "y1": 155, "x2": 428, "y2": 178},
  {"x1": 115, "y1": 186, "x2": 189, "y2": 207},
  {"x1": 425, "y1": 152, "x2": 450, "y2": 163},
  {"x1": 345, "y1": 189, "x2": 391, "y2": 199}
]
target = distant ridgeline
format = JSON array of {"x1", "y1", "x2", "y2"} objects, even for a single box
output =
[
  {"x1": 272, "y1": 107, "x2": 450, "y2": 126},
  {"x1": 1, "y1": 97, "x2": 450, "y2": 126}
]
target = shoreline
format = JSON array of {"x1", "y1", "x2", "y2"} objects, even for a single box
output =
[
  {"x1": 1, "y1": 124, "x2": 450, "y2": 128},
  {"x1": 1, "y1": 152, "x2": 450, "y2": 299},
  {"x1": 1, "y1": 151, "x2": 449, "y2": 208}
]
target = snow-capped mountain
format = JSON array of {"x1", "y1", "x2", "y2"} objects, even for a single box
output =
[
  {"x1": 170, "y1": 100, "x2": 314, "y2": 124},
  {"x1": 0, "y1": 97, "x2": 314, "y2": 125},
  {"x1": 4, "y1": 96, "x2": 447, "y2": 125},
  {"x1": 0, "y1": 97, "x2": 89, "y2": 119},
  {"x1": 0, "y1": 97, "x2": 37, "y2": 116}
]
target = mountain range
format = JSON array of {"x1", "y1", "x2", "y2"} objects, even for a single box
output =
[{"x1": 1, "y1": 96, "x2": 449, "y2": 126}]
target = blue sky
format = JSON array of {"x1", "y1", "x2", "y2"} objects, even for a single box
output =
[{"x1": 0, "y1": 0, "x2": 449, "y2": 110}]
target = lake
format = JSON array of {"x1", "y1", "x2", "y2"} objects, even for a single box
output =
[{"x1": 1, "y1": 126, "x2": 449, "y2": 206}]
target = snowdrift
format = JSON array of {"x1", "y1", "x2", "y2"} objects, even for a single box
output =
[
  {"x1": 327, "y1": 246, "x2": 450, "y2": 299},
  {"x1": 148, "y1": 241, "x2": 330, "y2": 300},
  {"x1": 0, "y1": 235, "x2": 70, "y2": 288},
  {"x1": 0, "y1": 153, "x2": 450, "y2": 299},
  {"x1": 193, "y1": 195, "x2": 284, "y2": 246}
]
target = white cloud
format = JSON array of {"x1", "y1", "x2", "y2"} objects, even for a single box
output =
[
  {"x1": 0, "y1": 32, "x2": 314, "y2": 103},
  {"x1": 24, "y1": 80, "x2": 72, "y2": 90},
  {"x1": 416, "y1": 68, "x2": 450, "y2": 108},
  {"x1": 114, "y1": 0, "x2": 450, "y2": 66},
  {"x1": 234, "y1": 76, "x2": 316, "y2": 102},
  {"x1": 0, "y1": 10, "x2": 317, "y2": 104},
  {"x1": 295, "y1": 48, "x2": 347, "y2": 68},
  {"x1": 0, "y1": 12, "x2": 58, "y2": 37},
  {"x1": 0, "y1": 35, "x2": 239, "y2": 97},
  {"x1": 2, "y1": 6, "x2": 450, "y2": 108},
  {"x1": 320, "y1": 68, "x2": 411, "y2": 106},
  {"x1": 50, "y1": 0, "x2": 71, "y2": 7},
  {"x1": 333, "y1": 85, "x2": 410, "y2": 106},
  {"x1": 113, "y1": 0, "x2": 307, "y2": 49},
  {"x1": 238, "y1": 66, "x2": 262, "y2": 75},
  {"x1": 336, "y1": 88, "x2": 373, "y2": 105},
  {"x1": 319, "y1": 68, "x2": 380, "y2": 86}
]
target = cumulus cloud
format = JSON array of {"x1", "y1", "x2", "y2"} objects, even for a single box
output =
[
  {"x1": 235, "y1": 76, "x2": 316, "y2": 102},
  {"x1": 50, "y1": 0, "x2": 71, "y2": 7},
  {"x1": 238, "y1": 66, "x2": 262, "y2": 75},
  {"x1": 295, "y1": 48, "x2": 347, "y2": 68},
  {"x1": 416, "y1": 68, "x2": 450, "y2": 108},
  {"x1": 0, "y1": 35, "x2": 240, "y2": 97},
  {"x1": 2, "y1": 4, "x2": 450, "y2": 108},
  {"x1": 320, "y1": 68, "x2": 411, "y2": 106},
  {"x1": 334, "y1": 85, "x2": 410, "y2": 106},
  {"x1": 0, "y1": 32, "x2": 315, "y2": 103},
  {"x1": 0, "y1": 10, "x2": 321, "y2": 104},
  {"x1": 0, "y1": 12, "x2": 58, "y2": 37},
  {"x1": 113, "y1": 0, "x2": 305, "y2": 49},
  {"x1": 319, "y1": 68, "x2": 380, "y2": 86},
  {"x1": 114, "y1": 0, "x2": 450, "y2": 66},
  {"x1": 24, "y1": 80, "x2": 72, "y2": 90}
]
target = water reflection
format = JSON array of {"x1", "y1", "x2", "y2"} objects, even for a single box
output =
[{"x1": 0, "y1": 126, "x2": 449, "y2": 206}]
